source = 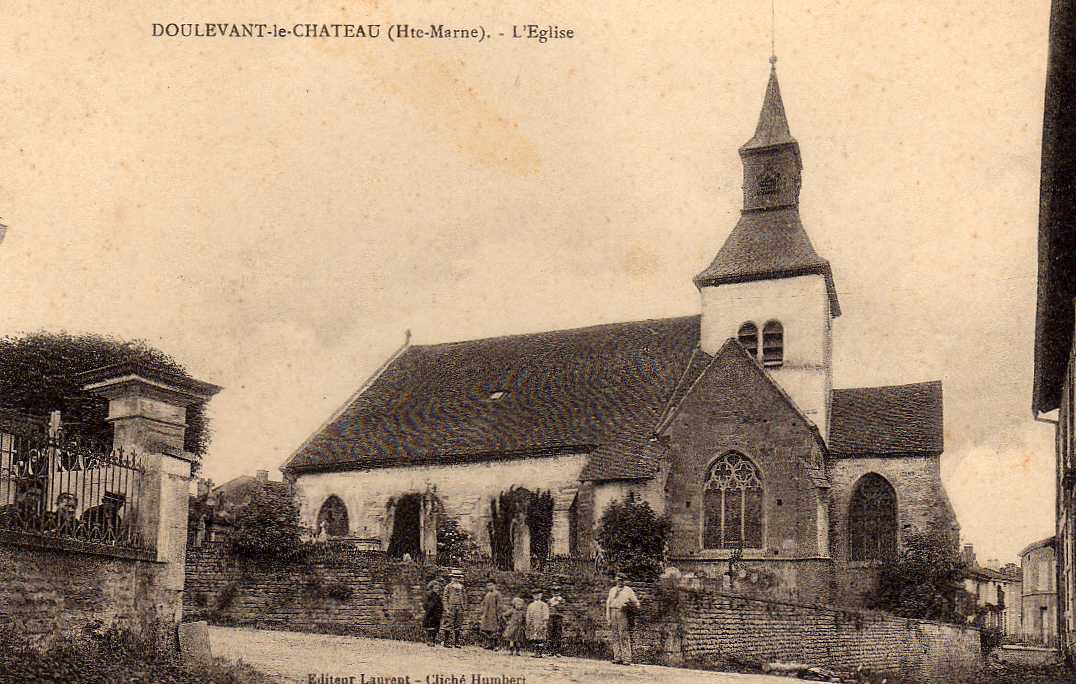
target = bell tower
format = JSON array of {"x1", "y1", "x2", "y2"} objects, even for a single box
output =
[
  {"x1": 740, "y1": 58, "x2": 802, "y2": 211},
  {"x1": 694, "y1": 59, "x2": 840, "y2": 440}
]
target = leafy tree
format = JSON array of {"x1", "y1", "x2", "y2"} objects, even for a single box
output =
[
  {"x1": 595, "y1": 492, "x2": 671, "y2": 581},
  {"x1": 867, "y1": 531, "x2": 968, "y2": 623},
  {"x1": 229, "y1": 483, "x2": 306, "y2": 561},
  {"x1": 0, "y1": 331, "x2": 210, "y2": 468}
]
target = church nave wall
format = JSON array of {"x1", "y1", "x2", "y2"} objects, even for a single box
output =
[{"x1": 292, "y1": 453, "x2": 588, "y2": 555}]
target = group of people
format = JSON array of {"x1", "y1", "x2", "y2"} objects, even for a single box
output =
[
  {"x1": 419, "y1": 573, "x2": 642, "y2": 665},
  {"x1": 478, "y1": 582, "x2": 565, "y2": 657}
]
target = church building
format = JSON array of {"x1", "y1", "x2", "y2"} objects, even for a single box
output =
[{"x1": 281, "y1": 62, "x2": 960, "y2": 607}]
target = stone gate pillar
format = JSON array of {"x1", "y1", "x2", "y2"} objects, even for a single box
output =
[{"x1": 78, "y1": 362, "x2": 222, "y2": 592}]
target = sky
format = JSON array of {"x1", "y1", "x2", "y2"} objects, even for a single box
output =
[{"x1": 0, "y1": 1, "x2": 1056, "y2": 565}]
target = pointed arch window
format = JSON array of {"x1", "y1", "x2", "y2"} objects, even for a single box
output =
[
  {"x1": 848, "y1": 474, "x2": 897, "y2": 561},
  {"x1": 762, "y1": 321, "x2": 784, "y2": 368},
  {"x1": 317, "y1": 495, "x2": 350, "y2": 538},
  {"x1": 703, "y1": 452, "x2": 763, "y2": 550},
  {"x1": 737, "y1": 322, "x2": 759, "y2": 360}
]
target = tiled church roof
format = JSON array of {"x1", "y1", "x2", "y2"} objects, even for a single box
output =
[
  {"x1": 283, "y1": 316, "x2": 701, "y2": 479},
  {"x1": 829, "y1": 381, "x2": 944, "y2": 455},
  {"x1": 284, "y1": 317, "x2": 945, "y2": 478}
]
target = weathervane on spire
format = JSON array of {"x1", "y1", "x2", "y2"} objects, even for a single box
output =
[{"x1": 770, "y1": 0, "x2": 778, "y2": 68}]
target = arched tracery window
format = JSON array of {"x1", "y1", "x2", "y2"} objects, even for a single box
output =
[
  {"x1": 317, "y1": 495, "x2": 350, "y2": 538},
  {"x1": 703, "y1": 453, "x2": 763, "y2": 550},
  {"x1": 737, "y1": 322, "x2": 759, "y2": 360},
  {"x1": 848, "y1": 474, "x2": 897, "y2": 561},
  {"x1": 762, "y1": 320, "x2": 784, "y2": 368}
]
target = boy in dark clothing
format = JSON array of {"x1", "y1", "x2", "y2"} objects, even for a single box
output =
[{"x1": 546, "y1": 590, "x2": 565, "y2": 656}]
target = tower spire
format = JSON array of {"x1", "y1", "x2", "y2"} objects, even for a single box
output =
[{"x1": 742, "y1": 62, "x2": 795, "y2": 151}]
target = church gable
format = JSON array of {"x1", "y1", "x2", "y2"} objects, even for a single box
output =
[{"x1": 662, "y1": 339, "x2": 828, "y2": 560}]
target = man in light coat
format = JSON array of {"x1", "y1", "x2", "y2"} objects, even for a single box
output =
[{"x1": 606, "y1": 573, "x2": 640, "y2": 665}]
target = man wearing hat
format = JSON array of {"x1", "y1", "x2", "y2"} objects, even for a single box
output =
[
  {"x1": 605, "y1": 573, "x2": 640, "y2": 665},
  {"x1": 441, "y1": 574, "x2": 466, "y2": 648}
]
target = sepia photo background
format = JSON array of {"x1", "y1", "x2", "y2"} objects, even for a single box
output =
[{"x1": 0, "y1": 1, "x2": 1053, "y2": 564}]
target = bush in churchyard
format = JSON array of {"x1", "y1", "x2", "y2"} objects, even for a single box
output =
[
  {"x1": 229, "y1": 484, "x2": 306, "y2": 561},
  {"x1": 595, "y1": 492, "x2": 671, "y2": 581},
  {"x1": 436, "y1": 516, "x2": 478, "y2": 566},
  {"x1": 867, "y1": 531, "x2": 968, "y2": 623}
]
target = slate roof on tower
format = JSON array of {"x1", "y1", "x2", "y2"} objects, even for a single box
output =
[
  {"x1": 693, "y1": 207, "x2": 840, "y2": 314},
  {"x1": 694, "y1": 64, "x2": 841, "y2": 315},
  {"x1": 742, "y1": 62, "x2": 797, "y2": 150}
]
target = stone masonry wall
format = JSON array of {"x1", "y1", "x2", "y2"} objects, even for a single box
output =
[
  {"x1": 662, "y1": 347, "x2": 831, "y2": 605},
  {"x1": 185, "y1": 544, "x2": 982, "y2": 680},
  {"x1": 829, "y1": 455, "x2": 960, "y2": 608},
  {"x1": 679, "y1": 587, "x2": 982, "y2": 682},
  {"x1": 293, "y1": 454, "x2": 587, "y2": 555},
  {"x1": 0, "y1": 544, "x2": 176, "y2": 649},
  {"x1": 185, "y1": 543, "x2": 675, "y2": 660}
]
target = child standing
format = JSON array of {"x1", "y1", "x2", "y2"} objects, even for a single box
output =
[
  {"x1": 422, "y1": 580, "x2": 444, "y2": 647},
  {"x1": 503, "y1": 596, "x2": 527, "y2": 656}
]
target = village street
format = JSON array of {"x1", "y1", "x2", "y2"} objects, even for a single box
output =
[{"x1": 209, "y1": 626, "x2": 790, "y2": 684}]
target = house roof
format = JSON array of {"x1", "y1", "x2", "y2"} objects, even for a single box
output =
[
  {"x1": 966, "y1": 566, "x2": 1013, "y2": 583},
  {"x1": 283, "y1": 316, "x2": 702, "y2": 479},
  {"x1": 1033, "y1": 0, "x2": 1076, "y2": 415},
  {"x1": 693, "y1": 207, "x2": 841, "y2": 316},
  {"x1": 1019, "y1": 535, "x2": 1056, "y2": 558},
  {"x1": 285, "y1": 319, "x2": 944, "y2": 478},
  {"x1": 829, "y1": 381, "x2": 944, "y2": 455}
]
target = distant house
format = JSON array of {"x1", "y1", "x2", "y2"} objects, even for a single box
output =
[
  {"x1": 188, "y1": 470, "x2": 288, "y2": 545},
  {"x1": 1020, "y1": 537, "x2": 1059, "y2": 646},
  {"x1": 1031, "y1": 0, "x2": 1076, "y2": 665},
  {"x1": 962, "y1": 544, "x2": 1021, "y2": 636}
]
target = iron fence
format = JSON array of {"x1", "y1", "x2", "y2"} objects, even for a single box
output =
[{"x1": 0, "y1": 420, "x2": 151, "y2": 558}]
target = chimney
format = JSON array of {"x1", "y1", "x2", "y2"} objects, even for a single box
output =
[
  {"x1": 962, "y1": 544, "x2": 977, "y2": 568},
  {"x1": 196, "y1": 478, "x2": 212, "y2": 497},
  {"x1": 256, "y1": 470, "x2": 269, "y2": 483}
]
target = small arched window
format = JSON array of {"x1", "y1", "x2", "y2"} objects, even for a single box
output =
[
  {"x1": 317, "y1": 495, "x2": 350, "y2": 537},
  {"x1": 703, "y1": 452, "x2": 763, "y2": 550},
  {"x1": 762, "y1": 321, "x2": 784, "y2": 368},
  {"x1": 737, "y1": 322, "x2": 759, "y2": 360},
  {"x1": 848, "y1": 474, "x2": 897, "y2": 561}
]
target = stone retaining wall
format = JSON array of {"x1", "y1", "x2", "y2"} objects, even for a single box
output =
[
  {"x1": 0, "y1": 544, "x2": 174, "y2": 649},
  {"x1": 678, "y1": 588, "x2": 982, "y2": 681},
  {"x1": 185, "y1": 544, "x2": 981, "y2": 681},
  {"x1": 185, "y1": 543, "x2": 677, "y2": 660}
]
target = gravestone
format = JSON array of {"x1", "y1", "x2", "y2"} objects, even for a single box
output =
[{"x1": 178, "y1": 621, "x2": 212, "y2": 663}]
